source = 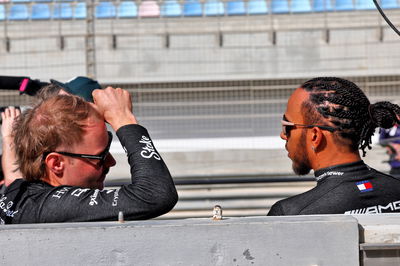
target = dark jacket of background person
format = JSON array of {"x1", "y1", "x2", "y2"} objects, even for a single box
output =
[{"x1": 379, "y1": 125, "x2": 400, "y2": 174}]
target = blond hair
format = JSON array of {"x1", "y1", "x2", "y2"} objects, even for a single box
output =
[{"x1": 13, "y1": 95, "x2": 99, "y2": 181}]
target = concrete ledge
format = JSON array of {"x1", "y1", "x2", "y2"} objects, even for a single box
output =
[
  {"x1": 0, "y1": 216, "x2": 359, "y2": 266},
  {"x1": 355, "y1": 214, "x2": 400, "y2": 244},
  {"x1": 354, "y1": 214, "x2": 400, "y2": 266}
]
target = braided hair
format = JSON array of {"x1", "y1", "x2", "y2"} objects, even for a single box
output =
[{"x1": 300, "y1": 77, "x2": 400, "y2": 156}]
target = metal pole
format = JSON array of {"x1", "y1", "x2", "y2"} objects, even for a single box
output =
[{"x1": 85, "y1": 0, "x2": 96, "y2": 79}]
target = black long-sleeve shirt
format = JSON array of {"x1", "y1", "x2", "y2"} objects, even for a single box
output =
[
  {"x1": 268, "y1": 161, "x2": 400, "y2": 216},
  {"x1": 0, "y1": 124, "x2": 178, "y2": 224}
]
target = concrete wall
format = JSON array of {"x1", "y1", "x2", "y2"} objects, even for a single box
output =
[
  {"x1": 0, "y1": 216, "x2": 359, "y2": 266},
  {"x1": 3, "y1": 208, "x2": 400, "y2": 265},
  {"x1": 356, "y1": 214, "x2": 400, "y2": 266}
]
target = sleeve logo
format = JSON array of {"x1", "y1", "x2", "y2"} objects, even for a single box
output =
[{"x1": 139, "y1": 136, "x2": 161, "y2": 160}]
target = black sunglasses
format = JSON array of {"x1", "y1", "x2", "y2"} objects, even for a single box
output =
[
  {"x1": 44, "y1": 131, "x2": 113, "y2": 164},
  {"x1": 281, "y1": 115, "x2": 337, "y2": 137}
]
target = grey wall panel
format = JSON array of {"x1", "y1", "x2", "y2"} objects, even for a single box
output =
[
  {"x1": 0, "y1": 216, "x2": 359, "y2": 266},
  {"x1": 223, "y1": 33, "x2": 272, "y2": 48}
]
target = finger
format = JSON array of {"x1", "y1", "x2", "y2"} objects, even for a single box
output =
[
  {"x1": 92, "y1": 89, "x2": 102, "y2": 104},
  {"x1": 1, "y1": 112, "x2": 5, "y2": 120},
  {"x1": 5, "y1": 107, "x2": 11, "y2": 117},
  {"x1": 92, "y1": 87, "x2": 110, "y2": 97},
  {"x1": 9, "y1": 107, "x2": 17, "y2": 117},
  {"x1": 8, "y1": 106, "x2": 16, "y2": 115}
]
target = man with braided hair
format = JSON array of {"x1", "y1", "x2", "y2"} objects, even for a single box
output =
[{"x1": 268, "y1": 77, "x2": 400, "y2": 215}]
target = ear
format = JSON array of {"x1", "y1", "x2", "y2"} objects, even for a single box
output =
[
  {"x1": 44, "y1": 153, "x2": 65, "y2": 177},
  {"x1": 309, "y1": 127, "x2": 324, "y2": 151}
]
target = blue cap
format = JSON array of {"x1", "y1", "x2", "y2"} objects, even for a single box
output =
[{"x1": 50, "y1": 76, "x2": 101, "y2": 102}]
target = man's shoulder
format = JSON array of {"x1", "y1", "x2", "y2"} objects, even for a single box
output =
[
  {"x1": 269, "y1": 167, "x2": 400, "y2": 216},
  {"x1": 268, "y1": 177, "x2": 350, "y2": 216},
  {"x1": 368, "y1": 167, "x2": 400, "y2": 183},
  {"x1": 268, "y1": 188, "x2": 319, "y2": 216},
  {"x1": 0, "y1": 179, "x2": 53, "y2": 224},
  {"x1": 3, "y1": 179, "x2": 56, "y2": 203},
  {"x1": 6, "y1": 179, "x2": 52, "y2": 192}
]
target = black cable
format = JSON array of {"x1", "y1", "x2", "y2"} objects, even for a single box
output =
[{"x1": 373, "y1": 0, "x2": 400, "y2": 36}]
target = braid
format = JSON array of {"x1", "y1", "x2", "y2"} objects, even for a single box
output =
[{"x1": 301, "y1": 77, "x2": 400, "y2": 156}]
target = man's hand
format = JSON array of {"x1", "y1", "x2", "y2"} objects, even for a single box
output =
[
  {"x1": 92, "y1": 87, "x2": 138, "y2": 131},
  {"x1": 1, "y1": 107, "x2": 22, "y2": 186},
  {"x1": 1, "y1": 107, "x2": 20, "y2": 139}
]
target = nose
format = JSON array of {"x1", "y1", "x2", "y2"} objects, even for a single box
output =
[
  {"x1": 104, "y1": 153, "x2": 116, "y2": 168},
  {"x1": 280, "y1": 130, "x2": 287, "y2": 141}
]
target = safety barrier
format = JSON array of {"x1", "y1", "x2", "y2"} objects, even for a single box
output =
[
  {"x1": 0, "y1": 215, "x2": 359, "y2": 265},
  {"x1": 1, "y1": 214, "x2": 400, "y2": 265}
]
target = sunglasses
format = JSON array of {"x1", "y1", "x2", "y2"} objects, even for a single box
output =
[
  {"x1": 281, "y1": 115, "x2": 337, "y2": 137},
  {"x1": 44, "y1": 131, "x2": 113, "y2": 166}
]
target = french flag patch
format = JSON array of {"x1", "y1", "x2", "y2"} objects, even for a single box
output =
[{"x1": 356, "y1": 180, "x2": 373, "y2": 192}]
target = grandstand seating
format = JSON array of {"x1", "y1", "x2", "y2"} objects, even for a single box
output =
[
  {"x1": 335, "y1": 0, "x2": 354, "y2": 10},
  {"x1": 31, "y1": 3, "x2": 50, "y2": 20},
  {"x1": 161, "y1": 0, "x2": 182, "y2": 17},
  {"x1": 8, "y1": 4, "x2": 29, "y2": 20},
  {"x1": 138, "y1": 0, "x2": 160, "y2": 17},
  {"x1": 226, "y1": 0, "x2": 246, "y2": 15},
  {"x1": 96, "y1": 1, "x2": 116, "y2": 18},
  {"x1": 248, "y1": 0, "x2": 268, "y2": 14},
  {"x1": 381, "y1": 0, "x2": 399, "y2": 9},
  {"x1": 74, "y1": 2, "x2": 86, "y2": 19},
  {"x1": 0, "y1": 0, "x2": 397, "y2": 21},
  {"x1": 183, "y1": 0, "x2": 203, "y2": 16},
  {"x1": 0, "y1": 5, "x2": 4, "y2": 21},
  {"x1": 53, "y1": 3, "x2": 73, "y2": 19},
  {"x1": 313, "y1": 0, "x2": 333, "y2": 11},
  {"x1": 204, "y1": 0, "x2": 224, "y2": 16},
  {"x1": 271, "y1": 0, "x2": 289, "y2": 13},
  {"x1": 291, "y1": 0, "x2": 312, "y2": 12},
  {"x1": 117, "y1": 1, "x2": 137, "y2": 18},
  {"x1": 355, "y1": 0, "x2": 375, "y2": 10}
]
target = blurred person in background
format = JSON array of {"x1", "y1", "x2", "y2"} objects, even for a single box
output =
[
  {"x1": 379, "y1": 124, "x2": 400, "y2": 177},
  {"x1": 0, "y1": 87, "x2": 177, "y2": 223},
  {"x1": 268, "y1": 77, "x2": 400, "y2": 215}
]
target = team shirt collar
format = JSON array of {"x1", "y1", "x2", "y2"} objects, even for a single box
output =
[{"x1": 314, "y1": 160, "x2": 370, "y2": 182}]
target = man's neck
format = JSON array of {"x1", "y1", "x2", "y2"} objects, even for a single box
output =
[
  {"x1": 42, "y1": 174, "x2": 61, "y2": 187},
  {"x1": 312, "y1": 150, "x2": 362, "y2": 172}
]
